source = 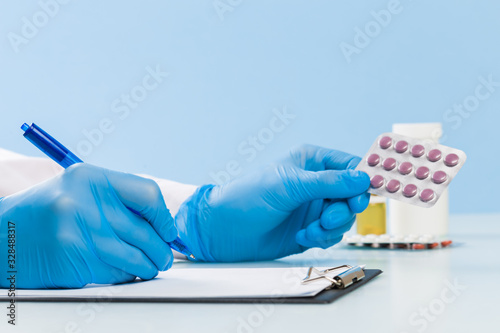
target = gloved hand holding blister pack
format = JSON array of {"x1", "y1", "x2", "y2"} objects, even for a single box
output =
[
  {"x1": 175, "y1": 145, "x2": 371, "y2": 262},
  {"x1": 0, "y1": 164, "x2": 178, "y2": 289}
]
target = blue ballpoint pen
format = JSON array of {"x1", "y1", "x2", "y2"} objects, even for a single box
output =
[{"x1": 21, "y1": 122, "x2": 195, "y2": 259}]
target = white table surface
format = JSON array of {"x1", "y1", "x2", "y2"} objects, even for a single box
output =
[{"x1": 1, "y1": 213, "x2": 498, "y2": 333}]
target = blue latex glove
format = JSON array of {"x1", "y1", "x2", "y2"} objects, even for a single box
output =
[
  {"x1": 175, "y1": 145, "x2": 371, "y2": 262},
  {"x1": 0, "y1": 164, "x2": 177, "y2": 289}
]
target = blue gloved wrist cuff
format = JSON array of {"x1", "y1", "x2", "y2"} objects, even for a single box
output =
[{"x1": 174, "y1": 184, "x2": 217, "y2": 262}]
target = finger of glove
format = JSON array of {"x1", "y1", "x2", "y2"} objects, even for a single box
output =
[
  {"x1": 291, "y1": 145, "x2": 362, "y2": 170},
  {"x1": 296, "y1": 216, "x2": 355, "y2": 249},
  {"x1": 104, "y1": 202, "x2": 174, "y2": 271},
  {"x1": 103, "y1": 169, "x2": 177, "y2": 243},
  {"x1": 92, "y1": 229, "x2": 159, "y2": 281},
  {"x1": 296, "y1": 227, "x2": 344, "y2": 249},
  {"x1": 347, "y1": 192, "x2": 371, "y2": 213},
  {"x1": 320, "y1": 201, "x2": 355, "y2": 229},
  {"x1": 90, "y1": 261, "x2": 138, "y2": 285},
  {"x1": 294, "y1": 169, "x2": 370, "y2": 202},
  {"x1": 305, "y1": 217, "x2": 355, "y2": 242},
  {"x1": 318, "y1": 148, "x2": 362, "y2": 170}
]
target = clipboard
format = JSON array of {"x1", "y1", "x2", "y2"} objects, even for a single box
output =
[{"x1": 4, "y1": 265, "x2": 382, "y2": 304}]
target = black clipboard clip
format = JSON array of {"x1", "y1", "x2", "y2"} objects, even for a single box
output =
[{"x1": 302, "y1": 264, "x2": 366, "y2": 289}]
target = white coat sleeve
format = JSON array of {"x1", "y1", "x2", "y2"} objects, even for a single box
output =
[
  {"x1": 0, "y1": 148, "x2": 64, "y2": 196},
  {"x1": 0, "y1": 148, "x2": 198, "y2": 217}
]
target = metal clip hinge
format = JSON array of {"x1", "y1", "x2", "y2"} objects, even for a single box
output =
[{"x1": 302, "y1": 265, "x2": 365, "y2": 289}]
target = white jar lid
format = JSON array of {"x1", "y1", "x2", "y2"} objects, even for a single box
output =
[{"x1": 392, "y1": 123, "x2": 442, "y2": 142}]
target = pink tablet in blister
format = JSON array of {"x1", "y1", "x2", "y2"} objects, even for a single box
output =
[{"x1": 356, "y1": 133, "x2": 467, "y2": 207}]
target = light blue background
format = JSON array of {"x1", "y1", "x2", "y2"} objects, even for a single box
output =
[{"x1": 0, "y1": 0, "x2": 498, "y2": 214}]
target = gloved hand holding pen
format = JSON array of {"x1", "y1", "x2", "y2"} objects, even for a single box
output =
[
  {"x1": 0, "y1": 164, "x2": 178, "y2": 289},
  {"x1": 175, "y1": 144, "x2": 371, "y2": 262}
]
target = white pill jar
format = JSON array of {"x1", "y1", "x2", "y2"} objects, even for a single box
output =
[{"x1": 389, "y1": 123, "x2": 449, "y2": 236}]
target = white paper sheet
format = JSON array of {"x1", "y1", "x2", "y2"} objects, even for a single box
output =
[{"x1": 13, "y1": 266, "x2": 350, "y2": 300}]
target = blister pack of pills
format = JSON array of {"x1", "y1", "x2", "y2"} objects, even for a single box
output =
[
  {"x1": 356, "y1": 133, "x2": 466, "y2": 207},
  {"x1": 344, "y1": 234, "x2": 453, "y2": 250}
]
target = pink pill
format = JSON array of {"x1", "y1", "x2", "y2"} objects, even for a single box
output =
[
  {"x1": 444, "y1": 153, "x2": 459, "y2": 167},
  {"x1": 432, "y1": 171, "x2": 447, "y2": 184},
  {"x1": 427, "y1": 149, "x2": 442, "y2": 162},
  {"x1": 411, "y1": 145, "x2": 425, "y2": 158},
  {"x1": 403, "y1": 184, "x2": 418, "y2": 198},
  {"x1": 386, "y1": 179, "x2": 401, "y2": 193},
  {"x1": 383, "y1": 157, "x2": 397, "y2": 171},
  {"x1": 370, "y1": 175, "x2": 385, "y2": 189},
  {"x1": 420, "y1": 189, "x2": 435, "y2": 202},
  {"x1": 379, "y1": 136, "x2": 392, "y2": 149},
  {"x1": 415, "y1": 166, "x2": 430, "y2": 180},
  {"x1": 370, "y1": 175, "x2": 384, "y2": 188},
  {"x1": 394, "y1": 140, "x2": 409, "y2": 153},
  {"x1": 398, "y1": 162, "x2": 413, "y2": 175},
  {"x1": 367, "y1": 154, "x2": 380, "y2": 167}
]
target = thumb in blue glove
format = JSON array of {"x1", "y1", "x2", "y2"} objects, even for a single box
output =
[{"x1": 288, "y1": 168, "x2": 370, "y2": 249}]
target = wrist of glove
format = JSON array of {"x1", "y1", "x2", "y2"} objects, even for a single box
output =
[{"x1": 175, "y1": 184, "x2": 217, "y2": 262}]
